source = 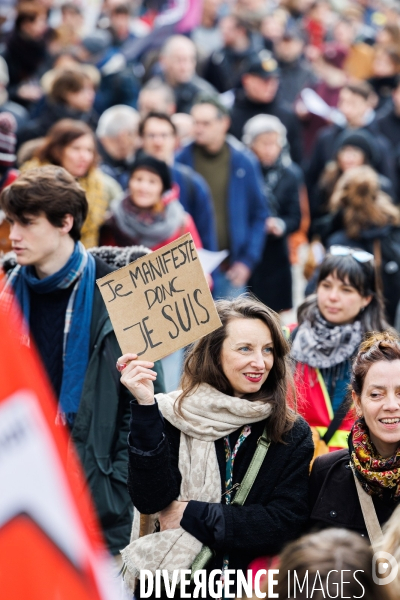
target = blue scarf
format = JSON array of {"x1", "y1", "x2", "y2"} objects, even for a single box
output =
[{"x1": 9, "y1": 242, "x2": 96, "y2": 424}]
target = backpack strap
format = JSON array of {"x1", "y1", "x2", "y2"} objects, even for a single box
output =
[
  {"x1": 231, "y1": 424, "x2": 270, "y2": 506},
  {"x1": 351, "y1": 466, "x2": 383, "y2": 550},
  {"x1": 191, "y1": 425, "x2": 270, "y2": 578}
]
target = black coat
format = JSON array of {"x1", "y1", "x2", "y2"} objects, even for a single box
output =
[
  {"x1": 310, "y1": 450, "x2": 398, "y2": 541},
  {"x1": 4, "y1": 29, "x2": 47, "y2": 88},
  {"x1": 128, "y1": 411, "x2": 313, "y2": 581},
  {"x1": 377, "y1": 108, "x2": 400, "y2": 151},
  {"x1": 249, "y1": 161, "x2": 301, "y2": 312},
  {"x1": 171, "y1": 76, "x2": 216, "y2": 114},
  {"x1": 17, "y1": 99, "x2": 99, "y2": 146},
  {"x1": 277, "y1": 58, "x2": 317, "y2": 107},
  {"x1": 229, "y1": 91, "x2": 303, "y2": 165},
  {"x1": 377, "y1": 109, "x2": 400, "y2": 202},
  {"x1": 203, "y1": 44, "x2": 259, "y2": 93}
]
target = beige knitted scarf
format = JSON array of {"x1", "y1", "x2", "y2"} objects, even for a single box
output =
[{"x1": 121, "y1": 383, "x2": 272, "y2": 590}]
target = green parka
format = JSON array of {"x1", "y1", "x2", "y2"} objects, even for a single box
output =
[{"x1": 70, "y1": 257, "x2": 165, "y2": 554}]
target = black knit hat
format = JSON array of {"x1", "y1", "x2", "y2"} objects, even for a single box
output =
[
  {"x1": 129, "y1": 154, "x2": 172, "y2": 192},
  {"x1": 334, "y1": 129, "x2": 377, "y2": 167}
]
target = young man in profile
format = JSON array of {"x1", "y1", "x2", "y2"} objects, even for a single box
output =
[{"x1": 0, "y1": 165, "x2": 165, "y2": 562}]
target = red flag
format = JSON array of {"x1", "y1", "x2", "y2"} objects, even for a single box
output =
[{"x1": 0, "y1": 276, "x2": 118, "y2": 599}]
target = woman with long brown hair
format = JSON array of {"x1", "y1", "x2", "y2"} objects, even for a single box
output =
[
  {"x1": 117, "y1": 295, "x2": 313, "y2": 596},
  {"x1": 20, "y1": 118, "x2": 121, "y2": 248}
]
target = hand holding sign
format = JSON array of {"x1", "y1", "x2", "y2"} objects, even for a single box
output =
[
  {"x1": 117, "y1": 354, "x2": 157, "y2": 404},
  {"x1": 97, "y1": 233, "x2": 222, "y2": 364}
]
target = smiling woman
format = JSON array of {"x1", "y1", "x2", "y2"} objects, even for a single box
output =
[
  {"x1": 117, "y1": 295, "x2": 313, "y2": 596},
  {"x1": 309, "y1": 331, "x2": 400, "y2": 542},
  {"x1": 20, "y1": 119, "x2": 122, "y2": 248},
  {"x1": 291, "y1": 249, "x2": 391, "y2": 455},
  {"x1": 99, "y1": 154, "x2": 202, "y2": 252}
]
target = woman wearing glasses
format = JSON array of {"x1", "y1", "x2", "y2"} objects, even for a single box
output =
[
  {"x1": 291, "y1": 247, "x2": 391, "y2": 456},
  {"x1": 309, "y1": 331, "x2": 400, "y2": 540}
]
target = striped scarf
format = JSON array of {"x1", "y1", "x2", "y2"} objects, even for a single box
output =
[{"x1": 3, "y1": 242, "x2": 95, "y2": 424}]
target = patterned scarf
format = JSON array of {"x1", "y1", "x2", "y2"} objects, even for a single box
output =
[
  {"x1": 112, "y1": 192, "x2": 186, "y2": 249},
  {"x1": 222, "y1": 426, "x2": 251, "y2": 576},
  {"x1": 350, "y1": 419, "x2": 400, "y2": 500},
  {"x1": 121, "y1": 383, "x2": 272, "y2": 591},
  {"x1": 3, "y1": 242, "x2": 95, "y2": 424},
  {"x1": 291, "y1": 309, "x2": 362, "y2": 369}
]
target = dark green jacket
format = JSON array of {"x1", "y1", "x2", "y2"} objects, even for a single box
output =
[{"x1": 70, "y1": 257, "x2": 165, "y2": 555}]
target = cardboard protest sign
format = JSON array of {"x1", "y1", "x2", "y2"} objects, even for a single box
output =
[{"x1": 97, "y1": 233, "x2": 222, "y2": 361}]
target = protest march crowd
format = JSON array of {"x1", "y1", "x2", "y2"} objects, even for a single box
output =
[{"x1": 2, "y1": 0, "x2": 400, "y2": 598}]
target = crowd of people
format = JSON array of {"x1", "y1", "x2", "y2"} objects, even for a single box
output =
[{"x1": 1, "y1": 0, "x2": 400, "y2": 598}]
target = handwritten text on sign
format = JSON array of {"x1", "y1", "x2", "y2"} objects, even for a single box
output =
[{"x1": 96, "y1": 234, "x2": 222, "y2": 361}]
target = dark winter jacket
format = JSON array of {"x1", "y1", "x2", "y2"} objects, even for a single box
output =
[
  {"x1": 56, "y1": 257, "x2": 165, "y2": 554},
  {"x1": 95, "y1": 67, "x2": 140, "y2": 115},
  {"x1": 17, "y1": 99, "x2": 99, "y2": 146},
  {"x1": 170, "y1": 75, "x2": 217, "y2": 114},
  {"x1": 98, "y1": 142, "x2": 135, "y2": 190},
  {"x1": 229, "y1": 90, "x2": 303, "y2": 165},
  {"x1": 4, "y1": 29, "x2": 47, "y2": 89},
  {"x1": 277, "y1": 57, "x2": 317, "y2": 106},
  {"x1": 203, "y1": 43, "x2": 259, "y2": 93},
  {"x1": 310, "y1": 450, "x2": 399, "y2": 540},
  {"x1": 249, "y1": 161, "x2": 301, "y2": 312},
  {"x1": 176, "y1": 137, "x2": 268, "y2": 270},
  {"x1": 377, "y1": 108, "x2": 400, "y2": 202},
  {"x1": 128, "y1": 402, "x2": 314, "y2": 578}
]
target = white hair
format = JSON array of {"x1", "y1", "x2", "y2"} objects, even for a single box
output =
[
  {"x1": 242, "y1": 114, "x2": 287, "y2": 148},
  {"x1": 139, "y1": 78, "x2": 175, "y2": 105},
  {"x1": 96, "y1": 105, "x2": 140, "y2": 138},
  {"x1": 160, "y1": 34, "x2": 196, "y2": 58}
]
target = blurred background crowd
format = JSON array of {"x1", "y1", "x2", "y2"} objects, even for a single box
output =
[
  {"x1": 2, "y1": 0, "x2": 400, "y2": 325},
  {"x1": 3, "y1": 4, "x2": 400, "y2": 593}
]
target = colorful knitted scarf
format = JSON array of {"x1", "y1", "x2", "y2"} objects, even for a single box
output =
[{"x1": 349, "y1": 419, "x2": 400, "y2": 500}]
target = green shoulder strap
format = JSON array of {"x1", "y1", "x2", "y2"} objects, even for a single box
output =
[
  {"x1": 231, "y1": 424, "x2": 270, "y2": 506},
  {"x1": 191, "y1": 425, "x2": 270, "y2": 578}
]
